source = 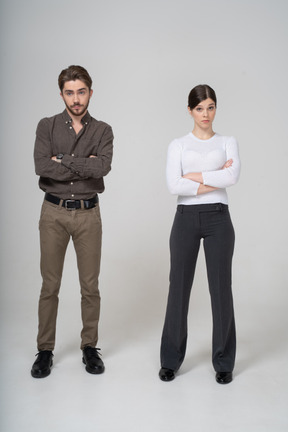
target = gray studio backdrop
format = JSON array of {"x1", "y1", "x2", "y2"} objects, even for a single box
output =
[{"x1": 0, "y1": 0, "x2": 287, "y2": 359}]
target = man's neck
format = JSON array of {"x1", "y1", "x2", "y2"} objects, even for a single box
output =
[
  {"x1": 67, "y1": 109, "x2": 87, "y2": 134},
  {"x1": 67, "y1": 108, "x2": 87, "y2": 125}
]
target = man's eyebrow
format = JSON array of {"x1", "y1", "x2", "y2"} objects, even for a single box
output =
[{"x1": 64, "y1": 88, "x2": 87, "y2": 93}]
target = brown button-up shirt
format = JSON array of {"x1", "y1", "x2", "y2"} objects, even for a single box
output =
[{"x1": 34, "y1": 110, "x2": 113, "y2": 199}]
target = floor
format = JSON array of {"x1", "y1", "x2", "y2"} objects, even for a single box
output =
[{"x1": 1, "y1": 295, "x2": 287, "y2": 432}]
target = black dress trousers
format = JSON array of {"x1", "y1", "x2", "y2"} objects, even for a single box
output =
[{"x1": 160, "y1": 203, "x2": 236, "y2": 373}]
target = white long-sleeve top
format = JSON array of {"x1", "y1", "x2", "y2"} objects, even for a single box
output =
[{"x1": 166, "y1": 132, "x2": 240, "y2": 205}]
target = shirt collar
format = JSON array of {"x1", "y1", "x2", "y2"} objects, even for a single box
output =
[
  {"x1": 62, "y1": 109, "x2": 91, "y2": 125},
  {"x1": 81, "y1": 111, "x2": 91, "y2": 125}
]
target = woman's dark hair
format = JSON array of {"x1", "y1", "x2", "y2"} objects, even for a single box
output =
[
  {"x1": 58, "y1": 65, "x2": 92, "y2": 92},
  {"x1": 188, "y1": 84, "x2": 217, "y2": 110}
]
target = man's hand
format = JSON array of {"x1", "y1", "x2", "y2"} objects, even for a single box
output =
[
  {"x1": 51, "y1": 156, "x2": 61, "y2": 163},
  {"x1": 51, "y1": 155, "x2": 97, "y2": 163}
]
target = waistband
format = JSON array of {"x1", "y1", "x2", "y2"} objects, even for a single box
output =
[
  {"x1": 45, "y1": 193, "x2": 98, "y2": 210},
  {"x1": 177, "y1": 203, "x2": 228, "y2": 213}
]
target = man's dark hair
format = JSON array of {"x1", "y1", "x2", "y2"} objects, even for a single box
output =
[{"x1": 58, "y1": 65, "x2": 92, "y2": 92}]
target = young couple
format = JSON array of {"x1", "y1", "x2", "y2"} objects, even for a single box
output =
[{"x1": 31, "y1": 66, "x2": 240, "y2": 385}]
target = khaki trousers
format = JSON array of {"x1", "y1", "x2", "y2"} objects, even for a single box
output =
[{"x1": 37, "y1": 199, "x2": 102, "y2": 351}]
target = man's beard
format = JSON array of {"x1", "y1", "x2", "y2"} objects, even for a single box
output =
[{"x1": 65, "y1": 100, "x2": 89, "y2": 117}]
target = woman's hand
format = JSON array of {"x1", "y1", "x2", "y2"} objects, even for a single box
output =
[
  {"x1": 182, "y1": 172, "x2": 203, "y2": 183},
  {"x1": 182, "y1": 159, "x2": 233, "y2": 194},
  {"x1": 222, "y1": 159, "x2": 233, "y2": 169},
  {"x1": 182, "y1": 159, "x2": 233, "y2": 182},
  {"x1": 197, "y1": 184, "x2": 218, "y2": 195}
]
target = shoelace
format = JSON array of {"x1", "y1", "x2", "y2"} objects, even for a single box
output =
[
  {"x1": 84, "y1": 347, "x2": 102, "y2": 359},
  {"x1": 34, "y1": 351, "x2": 54, "y2": 358}
]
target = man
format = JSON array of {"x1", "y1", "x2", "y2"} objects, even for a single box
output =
[{"x1": 31, "y1": 65, "x2": 113, "y2": 378}]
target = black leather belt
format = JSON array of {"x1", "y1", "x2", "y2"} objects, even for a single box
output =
[{"x1": 45, "y1": 193, "x2": 98, "y2": 210}]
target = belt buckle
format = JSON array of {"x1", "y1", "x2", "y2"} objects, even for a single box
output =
[{"x1": 65, "y1": 199, "x2": 76, "y2": 210}]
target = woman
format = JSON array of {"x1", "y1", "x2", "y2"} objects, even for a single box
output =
[{"x1": 159, "y1": 85, "x2": 240, "y2": 384}]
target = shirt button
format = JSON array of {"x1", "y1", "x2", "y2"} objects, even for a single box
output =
[
  {"x1": 71, "y1": 194, "x2": 74, "y2": 197},
  {"x1": 69, "y1": 126, "x2": 72, "y2": 129},
  {"x1": 72, "y1": 154, "x2": 74, "y2": 157},
  {"x1": 71, "y1": 182, "x2": 73, "y2": 185}
]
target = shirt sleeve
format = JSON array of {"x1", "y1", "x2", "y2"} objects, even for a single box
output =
[
  {"x1": 202, "y1": 137, "x2": 241, "y2": 188},
  {"x1": 34, "y1": 118, "x2": 80, "y2": 181},
  {"x1": 61, "y1": 125, "x2": 113, "y2": 179},
  {"x1": 166, "y1": 140, "x2": 200, "y2": 196}
]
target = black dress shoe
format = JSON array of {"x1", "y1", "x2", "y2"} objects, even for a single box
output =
[
  {"x1": 31, "y1": 350, "x2": 53, "y2": 378},
  {"x1": 215, "y1": 371, "x2": 233, "y2": 384},
  {"x1": 82, "y1": 346, "x2": 105, "y2": 374},
  {"x1": 159, "y1": 367, "x2": 175, "y2": 382}
]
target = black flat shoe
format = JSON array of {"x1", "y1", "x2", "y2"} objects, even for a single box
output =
[
  {"x1": 215, "y1": 371, "x2": 233, "y2": 384},
  {"x1": 82, "y1": 346, "x2": 105, "y2": 374},
  {"x1": 31, "y1": 350, "x2": 53, "y2": 378},
  {"x1": 159, "y1": 367, "x2": 175, "y2": 382}
]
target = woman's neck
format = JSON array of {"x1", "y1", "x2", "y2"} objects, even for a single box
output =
[{"x1": 192, "y1": 126, "x2": 215, "y2": 140}]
